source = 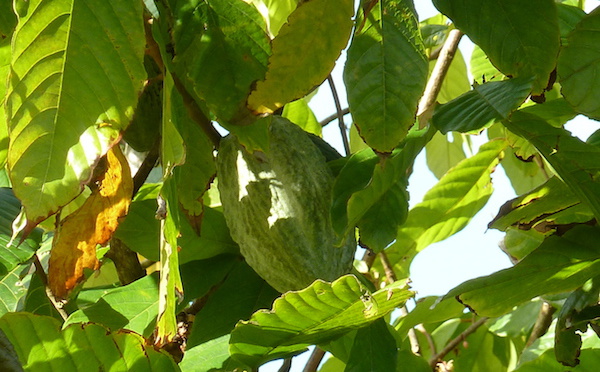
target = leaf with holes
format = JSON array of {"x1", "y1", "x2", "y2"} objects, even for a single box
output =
[{"x1": 5, "y1": 0, "x2": 145, "y2": 225}]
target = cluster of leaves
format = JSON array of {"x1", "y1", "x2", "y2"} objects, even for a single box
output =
[{"x1": 1, "y1": 0, "x2": 600, "y2": 371}]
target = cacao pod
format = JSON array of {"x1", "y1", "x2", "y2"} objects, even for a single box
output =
[{"x1": 217, "y1": 117, "x2": 355, "y2": 292}]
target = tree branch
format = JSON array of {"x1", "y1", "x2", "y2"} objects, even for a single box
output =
[
  {"x1": 302, "y1": 347, "x2": 326, "y2": 372},
  {"x1": 132, "y1": 136, "x2": 161, "y2": 196},
  {"x1": 417, "y1": 29, "x2": 464, "y2": 126},
  {"x1": 319, "y1": 107, "x2": 350, "y2": 128},
  {"x1": 327, "y1": 75, "x2": 351, "y2": 156},
  {"x1": 429, "y1": 317, "x2": 488, "y2": 368},
  {"x1": 33, "y1": 255, "x2": 69, "y2": 321},
  {"x1": 278, "y1": 358, "x2": 293, "y2": 372},
  {"x1": 105, "y1": 238, "x2": 145, "y2": 285},
  {"x1": 526, "y1": 302, "x2": 556, "y2": 347}
]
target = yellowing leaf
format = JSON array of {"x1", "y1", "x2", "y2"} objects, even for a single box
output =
[{"x1": 48, "y1": 146, "x2": 133, "y2": 298}]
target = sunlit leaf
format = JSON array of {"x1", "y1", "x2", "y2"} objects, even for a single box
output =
[
  {"x1": 229, "y1": 275, "x2": 414, "y2": 368},
  {"x1": 248, "y1": 0, "x2": 353, "y2": 114},
  {"x1": 425, "y1": 132, "x2": 466, "y2": 179},
  {"x1": 394, "y1": 296, "x2": 465, "y2": 337},
  {"x1": 0, "y1": 39, "x2": 10, "y2": 168},
  {"x1": 504, "y1": 111, "x2": 600, "y2": 222},
  {"x1": 344, "y1": 0, "x2": 428, "y2": 152},
  {"x1": 452, "y1": 325, "x2": 517, "y2": 371},
  {"x1": 384, "y1": 139, "x2": 506, "y2": 273},
  {"x1": 5, "y1": 0, "x2": 145, "y2": 225},
  {"x1": 0, "y1": 312, "x2": 180, "y2": 371},
  {"x1": 489, "y1": 176, "x2": 594, "y2": 232},
  {"x1": 519, "y1": 98, "x2": 578, "y2": 128},
  {"x1": 249, "y1": 0, "x2": 298, "y2": 37},
  {"x1": 48, "y1": 146, "x2": 133, "y2": 299},
  {"x1": 470, "y1": 45, "x2": 504, "y2": 85},
  {"x1": 432, "y1": 77, "x2": 532, "y2": 134},
  {"x1": 558, "y1": 7, "x2": 600, "y2": 120},
  {"x1": 65, "y1": 274, "x2": 159, "y2": 337},
  {"x1": 0, "y1": 265, "x2": 30, "y2": 317},
  {"x1": 282, "y1": 98, "x2": 322, "y2": 136},
  {"x1": 433, "y1": 0, "x2": 560, "y2": 94},
  {"x1": 446, "y1": 225, "x2": 600, "y2": 317}
]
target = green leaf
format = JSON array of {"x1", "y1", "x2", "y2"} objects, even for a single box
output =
[
  {"x1": 282, "y1": 98, "x2": 322, "y2": 136},
  {"x1": 0, "y1": 265, "x2": 30, "y2": 317},
  {"x1": 516, "y1": 332, "x2": 600, "y2": 371},
  {"x1": 64, "y1": 274, "x2": 159, "y2": 337},
  {"x1": 0, "y1": 312, "x2": 180, "y2": 371},
  {"x1": 394, "y1": 296, "x2": 465, "y2": 337},
  {"x1": 180, "y1": 335, "x2": 241, "y2": 372},
  {"x1": 248, "y1": 0, "x2": 353, "y2": 114},
  {"x1": 519, "y1": 98, "x2": 578, "y2": 128},
  {"x1": 446, "y1": 225, "x2": 600, "y2": 317},
  {"x1": 229, "y1": 275, "x2": 414, "y2": 368},
  {"x1": 557, "y1": 7, "x2": 600, "y2": 120},
  {"x1": 470, "y1": 45, "x2": 504, "y2": 85},
  {"x1": 432, "y1": 77, "x2": 532, "y2": 134},
  {"x1": 0, "y1": 38, "x2": 10, "y2": 168},
  {"x1": 344, "y1": 0, "x2": 428, "y2": 152},
  {"x1": 249, "y1": 0, "x2": 298, "y2": 37},
  {"x1": 345, "y1": 319, "x2": 397, "y2": 372},
  {"x1": 175, "y1": 0, "x2": 270, "y2": 124},
  {"x1": 452, "y1": 325, "x2": 517, "y2": 371},
  {"x1": 425, "y1": 132, "x2": 466, "y2": 179},
  {"x1": 384, "y1": 139, "x2": 506, "y2": 273},
  {"x1": 113, "y1": 184, "x2": 239, "y2": 264},
  {"x1": 187, "y1": 260, "x2": 279, "y2": 348},
  {"x1": 0, "y1": 328, "x2": 22, "y2": 372},
  {"x1": 350, "y1": 127, "x2": 433, "y2": 251},
  {"x1": 23, "y1": 272, "x2": 61, "y2": 319},
  {"x1": 488, "y1": 300, "x2": 542, "y2": 338},
  {"x1": 504, "y1": 111, "x2": 600, "y2": 223},
  {"x1": 433, "y1": 0, "x2": 560, "y2": 94},
  {"x1": 489, "y1": 176, "x2": 594, "y2": 232},
  {"x1": 5, "y1": 0, "x2": 146, "y2": 225},
  {"x1": 557, "y1": 3, "x2": 586, "y2": 45},
  {"x1": 501, "y1": 227, "x2": 547, "y2": 262},
  {"x1": 0, "y1": 0, "x2": 16, "y2": 39}
]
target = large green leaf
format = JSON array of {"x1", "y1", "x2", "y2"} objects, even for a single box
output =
[
  {"x1": 384, "y1": 139, "x2": 506, "y2": 272},
  {"x1": 174, "y1": 0, "x2": 270, "y2": 124},
  {"x1": 345, "y1": 319, "x2": 398, "y2": 372},
  {"x1": 425, "y1": 132, "x2": 466, "y2": 179},
  {"x1": 504, "y1": 111, "x2": 600, "y2": 223},
  {"x1": 229, "y1": 275, "x2": 414, "y2": 368},
  {"x1": 5, "y1": 0, "x2": 146, "y2": 225},
  {"x1": 557, "y1": 7, "x2": 600, "y2": 120},
  {"x1": 344, "y1": 0, "x2": 428, "y2": 152},
  {"x1": 433, "y1": 0, "x2": 560, "y2": 94},
  {"x1": 446, "y1": 225, "x2": 600, "y2": 317},
  {"x1": 0, "y1": 312, "x2": 179, "y2": 371},
  {"x1": 247, "y1": 0, "x2": 353, "y2": 114},
  {"x1": 432, "y1": 77, "x2": 532, "y2": 134},
  {"x1": 64, "y1": 274, "x2": 159, "y2": 337}
]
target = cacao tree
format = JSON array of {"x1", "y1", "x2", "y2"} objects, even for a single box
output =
[{"x1": 2, "y1": 0, "x2": 600, "y2": 371}]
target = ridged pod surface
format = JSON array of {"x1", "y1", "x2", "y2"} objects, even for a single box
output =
[{"x1": 217, "y1": 117, "x2": 355, "y2": 292}]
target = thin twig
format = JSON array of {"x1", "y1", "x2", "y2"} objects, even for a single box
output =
[
  {"x1": 33, "y1": 255, "x2": 69, "y2": 321},
  {"x1": 416, "y1": 324, "x2": 437, "y2": 355},
  {"x1": 302, "y1": 347, "x2": 326, "y2": 372},
  {"x1": 319, "y1": 107, "x2": 350, "y2": 127},
  {"x1": 327, "y1": 75, "x2": 351, "y2": 155},
  {"x1": 526, "y1": 302, "x2": 556, "y2": 347},
  {"x1": 378, "y1": 250, "x2": 398, "y2": 283},
  {"x1": 132, "y1": 136, "x2": 161, "y2": 196},
  {"x1": 429, "y1": 317, "x2": 488, "y2": 368},
  {"x1": 417, "y1": 29, "x2": 464, "y2": 126}
]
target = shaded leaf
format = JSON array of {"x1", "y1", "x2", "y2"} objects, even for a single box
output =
[
  {"x1": 470, "y1": 44, "x2": 504, "y2": 85},
  {"x1": 345, "y1": 319, "x2": 397, "y2": 372},
  {"x1": 432, "y1": 77, "x2": 532, "y2": 134},
  {"x1": 0, "y1": 312, "x2": 179, "y2": 371},
  {"x1": 500, "y1": 227, "x2": 547, "y2": 262},
  {"x1": 0, "y1": 265, "x2": 30, "y2": 317},
  {"x1": 175, "y1": 0, "x2": 270, "y2": 124},
  {"x1": 557, "y1": 3, "x2": 587, "y2": 45},
  {"x1": 452, "y1": 325, "x2": 517, "y2": 371},
  {"x1": 344, "y1": 0, "x2": 428, "y2": 152},
  {"x1": 446, "y1": 225, "x2": 600, "y2": 317},
  {"x1": 48, "y1": 146, "x2": 133, "y2": 298},
  {"x1": 0, "y1": 328, "x2": 22, "y2": 372},
  {"x1": 229, "y1": 275, "x2": 414, "y2": 368},
  {"x1": 384, "y1": 139, "x2": 506, "y2": 273},
  {"x1": 0, "y1": 1, "x2": 16, "y2": 39},
  {"x1": 394, "y1": 296, "x2": 465, "y2": 337},
  {"x1": 519, "y1": 98, "x2": 578, "y2": 128},
  {"x1": 6, "y1": 0, "x2": 145, "y2": 225},
  {"x1": 503, "y1": 111, "x2": 600, "y2": 222},
  {"x1": 180, "y1": 335, "x2": 239, "y2": 372},
  {"x1": 187, "y1": 261, "x2": 279, "y2": 348},
  {"x1": 558, "y1": 7, "x2": 600, "y2": 120},
  {"x1": 23, "y1": 271, "x2": 61, "y2": 319},
  {"x1": 433, "y1": 0, "x2": 560, "y2": 94},
  {"x1": 248, "y1": 0, "x2": 353, "y2": 114},
  {"x1": 65, "y1": 274, "x2": 159, "y2": 337}
]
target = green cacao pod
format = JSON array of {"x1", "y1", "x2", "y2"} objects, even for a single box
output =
[{"x1": 217, "y1": 117, "x2": 355, "y2": 292}]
